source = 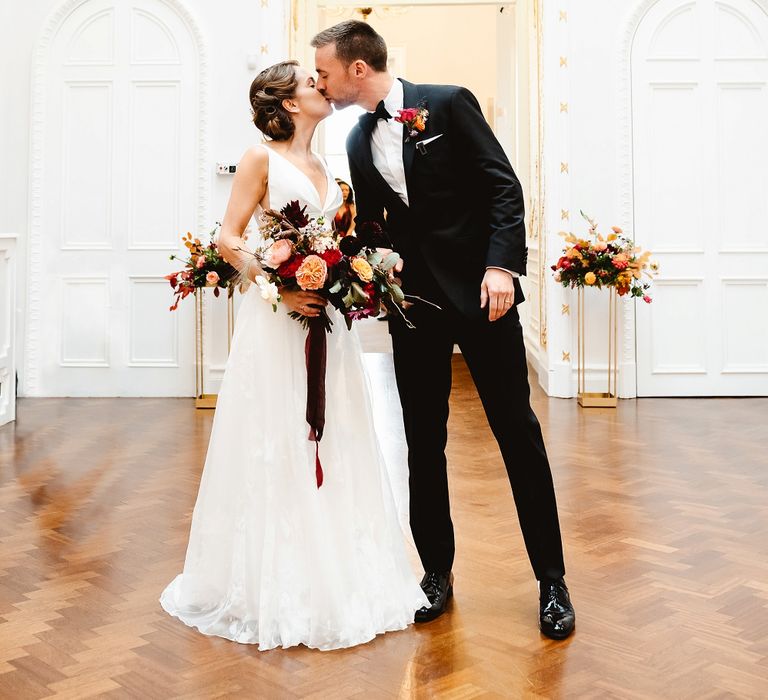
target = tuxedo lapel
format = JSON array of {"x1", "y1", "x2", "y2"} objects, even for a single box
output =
[
  {"x1": 349, "y1": 124, "x2": 409, "y2": 216},
  {"x1": 400, "y1": 79, "x2": 421, "y2": 188},
  {"x1": 352, "y1": 125, "x2": 391, "y2": 195}
]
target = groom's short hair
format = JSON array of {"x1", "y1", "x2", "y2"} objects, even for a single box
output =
[{"x1": 311, "y1": 20, "x2": 388, "y2": 72}]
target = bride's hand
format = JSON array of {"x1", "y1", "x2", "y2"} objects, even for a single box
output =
[{"x1": 280, "y1": 288, "x2": 328, "y2": 317}]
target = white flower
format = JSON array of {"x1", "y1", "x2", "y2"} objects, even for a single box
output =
[
  {"x1": 310, "y1": 234, "x2": 337, "y2": 254},
  {"x1": 256, "y1": 276, "x2": 279, "y2": 305}
]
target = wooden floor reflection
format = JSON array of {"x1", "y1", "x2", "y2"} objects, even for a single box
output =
[{"x1": 1, "y1": 350, "x2": 767, "y2": 698}]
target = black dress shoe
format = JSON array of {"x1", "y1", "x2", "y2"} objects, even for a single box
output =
[
  {"x1": 415, "y1": 571, "x2": 454, "y2": 623},
  {"x1": 539, "y1": 578, "x2": 575, "y2": 640}
]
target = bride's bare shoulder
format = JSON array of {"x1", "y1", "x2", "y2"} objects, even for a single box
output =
[{"x1": 236, "y1": 145, "x2": 270, "y2": 180}]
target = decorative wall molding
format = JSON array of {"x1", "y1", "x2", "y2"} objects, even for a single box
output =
[{"x1": 24, "y1": 0, "x2": 209, "y2": 395}]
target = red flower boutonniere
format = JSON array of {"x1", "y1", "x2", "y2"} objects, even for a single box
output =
[{"x1": 395, "y1": 101, "x2": 429, "y2": 141}]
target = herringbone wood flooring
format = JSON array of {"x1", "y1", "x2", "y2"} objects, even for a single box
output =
[{"x1": 1, "y1": 354, "x2": 767, "y2": 698}]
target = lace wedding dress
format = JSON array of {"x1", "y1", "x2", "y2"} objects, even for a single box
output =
[{"x1": 160, "y1": 144, "x2": 428, "y2": 650}]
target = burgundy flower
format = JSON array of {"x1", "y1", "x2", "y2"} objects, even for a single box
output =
[
  {"x1": 280, "y1": 200, "x2": 310, "y2": 229},
  {"x1": 277, "y1": 254, "x2": 305, "y2": 279},
  {"x1": 340, "y1": 235, "x2": 364, "y2": 257},
  {"x1": 320, "y1": 249, "x2": 343, "y2": 267}
]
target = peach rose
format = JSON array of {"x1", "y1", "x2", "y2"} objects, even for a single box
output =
[
  {"x1": 195, "y1": 256, "x2": 206, "y2": 269},
  {"x1": 350, "y1": 256, "x2": 374, "y2": 282},
  {"x1": 295, "y1": 255, "x2": 327, "y2": 290},
  {"x1": 266, "y1": 239, "x2": 294, "y2": 268},
  {"x1": 206, "y1": 271, "x2": 219, "y2": 285},
  {"x1": 593, "y1": 240, "x2": 608, "y2": 252},
  {"x1": 584, "y1": 272, "x2": 596, "y2": 285}
]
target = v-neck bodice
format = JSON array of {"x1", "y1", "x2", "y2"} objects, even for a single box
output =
[{"x1": 259, "y1": 144, "x2": 343, "y2": 221}]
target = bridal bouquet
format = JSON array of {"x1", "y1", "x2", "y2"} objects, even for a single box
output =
[
  {"x1": 164, "y1": 225, "x2": 239, "y2": 311},
  {"x1": 245, "y1": 200, "x2": 411, "y2": 330},
  {"x1": 552, "y1": 212, "x2": 658, "y2": 302}
]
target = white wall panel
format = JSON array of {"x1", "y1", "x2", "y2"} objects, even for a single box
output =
[
  {"x1": 648, "y1": 84, "x2": 704, "y2": 252},
  {"x1": 650, "y1": 279, "x2": 707, "y2": 374},
  {"x1": 128, "y1": 81, "x2": 180, "y2": 249},
  {"x1": 716, "y1": 84, "x2": 768, "y2": 251},
  {"x1": 61, "y1": 81, "x2": 113, "y2": 249},
  {"x1": 131, "y1": 8, "x2": 180, "y2": 64},
  {"x1": 64, "y1": 8, "x2": 114, "y2": 65},
  {"x1": 128, "y1": 276, "x2": 178, "y2": 366},
  {"x1": 721, "y1": 278, "x2": 768, "y2": 372},
  {"x1": 60, "y1": 276, "x2": 110, "y2": 366},
  {"x1": 715, "y1": 2, "x2": 765, "y2": 57},
  {"x1": 648, "y1": 4, "x2": 699, "y2": 58}
]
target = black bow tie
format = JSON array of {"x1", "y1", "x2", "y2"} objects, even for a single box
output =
[{"x1": 359, "y1": 100, "x2": 392, "y2": 134}]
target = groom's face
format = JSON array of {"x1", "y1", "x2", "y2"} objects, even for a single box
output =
[{"x1": 315, "y1": 44, "x2": 360, "y2": 109}]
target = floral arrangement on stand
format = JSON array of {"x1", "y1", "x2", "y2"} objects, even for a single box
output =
[
  {"x1": 551, "y1": 212, "x2": 658, "y2": 301},
  {"x1": 164, "y1": 224, "x2": 240, "y2": 311}
]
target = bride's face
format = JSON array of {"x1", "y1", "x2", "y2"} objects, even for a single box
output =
[{"x1": 289, "y1": 66, "x2": 333, "y2": 121}]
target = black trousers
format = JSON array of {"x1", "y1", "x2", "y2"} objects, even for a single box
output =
[{"x1": 389, "y1": 299, "x2": 565, "y2": 582}]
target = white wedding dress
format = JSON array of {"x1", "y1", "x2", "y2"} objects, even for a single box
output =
[{"x1": 160, "y1": 144, "x2": 428, "y2": 650}]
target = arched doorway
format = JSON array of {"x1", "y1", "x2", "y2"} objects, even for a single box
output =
[
  {"x1": 25, "y1": 0, "x2": 207, "y2": 396},
  {"x1": 632, "y1": 0, "x2": 768, "y2": 396}
]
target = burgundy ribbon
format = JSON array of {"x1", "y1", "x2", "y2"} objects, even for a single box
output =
[{"x1": 305, "y1": 316, "x2": 327, "y2": 488}]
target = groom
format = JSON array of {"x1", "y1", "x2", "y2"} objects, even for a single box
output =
[{"x1": 313, "y1": 21, "x2": 575, "y2": 639}]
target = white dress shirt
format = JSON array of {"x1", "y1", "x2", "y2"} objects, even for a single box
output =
[
  {"x1": 370, "y1": 78, "x2": 409, "y2": 206},
  {"x1": 366, "y1": 78, "x2": 518, "y2": 278}
]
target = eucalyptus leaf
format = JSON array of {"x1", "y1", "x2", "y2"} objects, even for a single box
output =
[
  {"x1": 390, "y1": 283, "x2": 405, "y2": 304},
  {"x1": 351, "y1": 282, "x2": 369, "y2": 304},
  {"x1": 381, "y1": 252, "x2": 400, "y2": 271}
]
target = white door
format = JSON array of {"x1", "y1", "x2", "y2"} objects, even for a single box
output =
[
  {"x1": 633, "y1": 0, "x2": 768, "y2": 396},
  {"x1": 30, "y1": 0, "x2": 199, "y2": 396}
]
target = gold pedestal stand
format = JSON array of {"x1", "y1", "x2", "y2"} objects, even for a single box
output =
[
  {"x1": 195, "y1": 287, "x2": 235, "y2": 409},
  {"x1": 577, "y1": 287, "x2": 619, "y2": 408}
]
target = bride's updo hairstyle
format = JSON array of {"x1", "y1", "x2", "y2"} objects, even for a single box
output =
[{"x1": 249, "y1": 60, "x2": 299, "y2": 141}]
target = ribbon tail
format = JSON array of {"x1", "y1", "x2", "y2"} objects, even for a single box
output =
[
  {"x1": 314, "y1": 438, "x2": 323, "y2": 489},
  {"x1": 305, "y1": 316, "x2": 327, "y2": 488}
]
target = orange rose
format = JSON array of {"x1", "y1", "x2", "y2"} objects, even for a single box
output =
[
  {"x1": 295, "y1": 255, "x2": 327, "y2": 290},
  {"x1": 350, "y1": 256, "x2": 374, "y2": 282}
]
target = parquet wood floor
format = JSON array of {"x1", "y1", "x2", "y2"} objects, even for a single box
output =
[{"x1": 1, "y1": 354, "x2": 767, "y2": 699}]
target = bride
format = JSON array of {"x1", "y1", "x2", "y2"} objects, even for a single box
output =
[{"x1": 159, "y1": 60, "x2": 428, "y2": 650}]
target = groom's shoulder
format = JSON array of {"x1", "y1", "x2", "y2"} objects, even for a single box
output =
[{"x1": 414, "y1": 82, "x2": 474, "y2": 108}]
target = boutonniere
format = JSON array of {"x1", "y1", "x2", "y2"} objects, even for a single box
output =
[{"x1": 395, "y1": 101, "x2": 429, "y2": 142}]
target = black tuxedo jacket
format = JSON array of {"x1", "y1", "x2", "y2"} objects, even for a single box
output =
[{"x1": 346, "y1": 79, "x2": 528, "y2": 319}]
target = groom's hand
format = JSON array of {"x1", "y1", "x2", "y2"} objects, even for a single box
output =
[
  {"x1": 481, "y1": 269, "x2": 516, "y2": 322},
  {"x1": 376, "y1": 247, "x2": 404, "y2": 274}
]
